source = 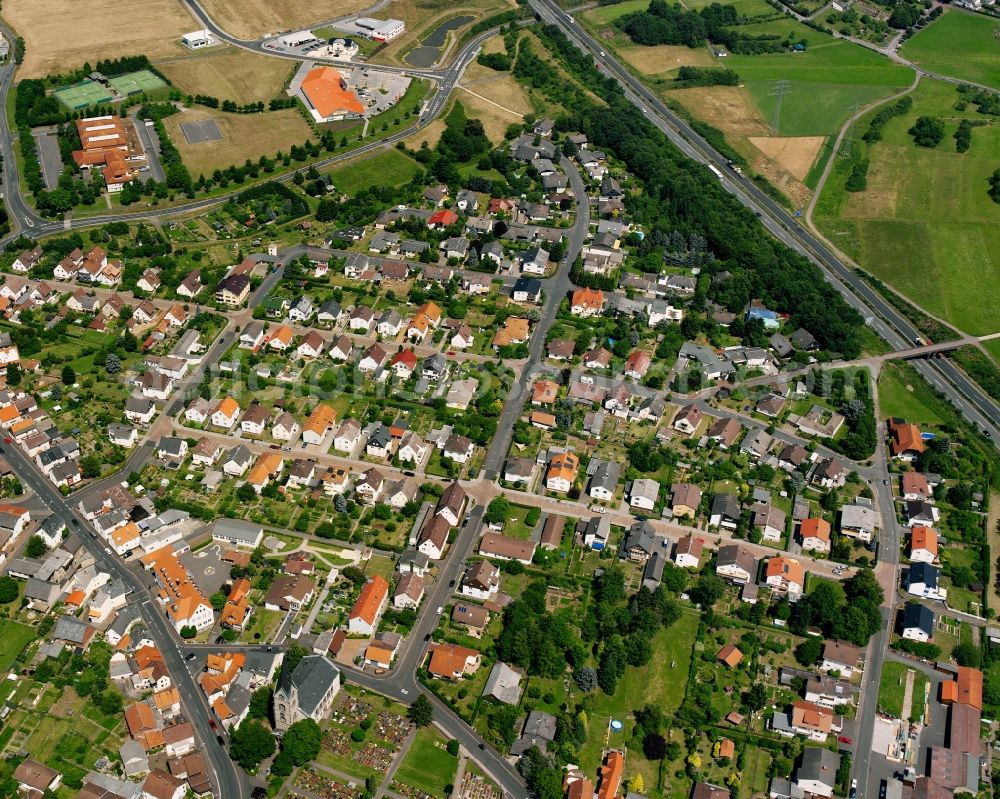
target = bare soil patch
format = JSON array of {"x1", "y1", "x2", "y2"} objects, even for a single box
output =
[
  {"x1": 157, "y1": 47, "x2": 295, "y2": 105},
  {"x1": 5, "y1": 0, "x2": 197, "y2": 78},
  {"x1": 198, "y1": 0, "x2": 373, "y2": 39},
  {"x1": 747, "y1": 136, "x2": 825, "y2": 180}
]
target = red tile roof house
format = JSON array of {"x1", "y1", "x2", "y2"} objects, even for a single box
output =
[
  {"x1": 427, "y1": 209, "x2": 459, "y2": 229},
  {"x1": 348, "y1": 575, "x2": 389, "y2": 635}
]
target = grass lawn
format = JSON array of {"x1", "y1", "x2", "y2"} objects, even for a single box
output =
[
  {"x1": 326, "y1": 149, "x2": 422, "y2": 196},
  {"x1": 393, "y1": 726, "x2": 458, "y2": 798},
  {"x1": 984, "y1": 339, "x2": 1000, "y2": 362},
  {"x1": 901, "y1": 9, "x2": 1000, "y2": 91},
  {"x1": 164, "y1": 106, "x2": 316, "y2": 177},
  {"x1": 877, "y1": 363, "x2": 946, "y2": 427},
  {"x1": 879, "y1": 661, "x2": 929, "y2": 721},
  {"x1": 0, "y1": 620, "x2": 35, "y2": 670},
  {"x1": 878, "y1": 661, "x2": 909, "y2": 718},
  {"x1": 815, "y1": 78, "x2": 1000, "y2": 334},
  {"x1": 577, "y1": 611, "x2": 699, "y2": 774}
]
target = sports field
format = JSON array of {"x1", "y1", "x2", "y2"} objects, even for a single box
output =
[
  {"x1": 53, "y1": 80, "x2": 114, "y2": 110},
  {"x1": 163, "y1": 106, "x2": 316, "y2": 177},
  {"x1": 901, "y1": 9, "x2": 1000, "y2": 92},
  {"x1": 815, "y1": 78, "x2": 1000, "y2": 335},
  {"x1": 4, "y1": 0, "x2": 197, "y2": 78},
  {"x1": 197, "y1": 0, "x2": 373, "y2": 39},
  {"x1": 157, "y1": 47, "x2": 294, "y2": 104},
  {"x1": 108, "y1": 70, "x2": 167, "y2": 96}
]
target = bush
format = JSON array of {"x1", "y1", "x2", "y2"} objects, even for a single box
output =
[
  {"x1": 351, "y1": 728, "x2": 366, "y2": 742},
  {"x1": 909, "y1": 116, "x2": 945, "y2": 148}
]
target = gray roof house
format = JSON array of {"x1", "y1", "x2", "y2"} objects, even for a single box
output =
[
  {"x1": 483, "y1": 662, "x2": 522, "y2": 705},
  {"x1": 274, "y1": 654, "x2": 342, "y2": 731}
]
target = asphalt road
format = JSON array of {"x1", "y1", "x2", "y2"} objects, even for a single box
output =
[{"x1": 0, "y1": 440, "x2": 248, "y2": 799}]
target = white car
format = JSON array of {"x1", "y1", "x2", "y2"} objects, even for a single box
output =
[{"x1": 436, "y1": 606, "x2": 443, "y2": 614}]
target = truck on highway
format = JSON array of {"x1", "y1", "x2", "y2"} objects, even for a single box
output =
[{"x1": 707, "y1": 164, "x2": 723, "y2": 180}]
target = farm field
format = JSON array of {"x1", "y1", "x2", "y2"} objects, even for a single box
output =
[
  {"x1": 585, "y1": 5, "x2": 912, "y2": 206},
  {"x1": 196, "y1": 0, "x2": 373, "y2": 39},
  {"x1": 901, "y1": 9, "x2": 1000, "y2": 92},
  {"x1": 4, "y1": 0, "x2": 196, "y2": 79},
  {"x1": 156, "y1": 46, "x2": 295, "y2": 104},
  {"x1": 325, "y1": 149, "x2": 422, "y2": 195},
  {"x1": 814, "y1": 78, "x2": 1000, "y2": 335},
  {"x1": 163, "y1": 106, "x2": 316, "y2": 177}
]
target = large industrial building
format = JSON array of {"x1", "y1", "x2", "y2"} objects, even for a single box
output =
[{"x1": 300, "y1": 66, "x2": 365, "y2": 123}]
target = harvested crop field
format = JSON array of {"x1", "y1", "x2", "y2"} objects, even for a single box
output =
[
  {"x1": 747, "y1": 136, "x2": 825, "y2": 180},
  {"x1": 5, "y1": 0, "x2": 198, "y2": 78},
  {"x1": 157, "y1": 47, "x2": 295, "y2": 105},
  {"x1": 672, "y1": 85, "x2": 771, "y2": 138},
  {"x1": 163, "y1": 107, "x2": 315, "y2": 177},
  {"x1": 618, "y1": 44, "x2": 714, "y2": 75},
  {"x1": 197, "y1": 0, "x2": 373, "y2": 39}
]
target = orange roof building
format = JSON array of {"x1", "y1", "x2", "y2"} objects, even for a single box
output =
[
  {"x1": 427, "y1": 642, "x2": 481, "y2": 679},
  {"x1": 717, "y1": 644, "x2": 743, "y2": 669},
  {"x1": 571, "y1": 288, "x2": 605, "y2": 316},
  {"x1": 348, "y1": 575, "x2": 389, "y2": 634},
  {"x1": 940, "y1": 680, "x2": 959, "y2": 704},
  {"x1": 890, "y1": 420, "x2": 926, "y2": 458},
  {"x1": 800, "y1": 518, "x2": 831, "y2": 550},
  {"x1": 144, "y1": 547, "x2": 215, "y2": 633},
  {"x1": 545, "y1": 451, "x2": 579, "y2": 492},
  {"x1": 567, "y1": 778, "x2": 595, "y2": 799},
  {"x1": 957, "y1": 666, "x2": 983, "y2": 710},
  {"x1": 71, "y1": 116, "x2": 139, "y2": 192},
  {"x1": 493, "y1": 317, "x2": 530, "y2": 348},
  {"x1": 248, "y1": 452, "x2": 283, "y2": 491},
  {"x1": 597, "y1": 751, "x2": 623, "y2": 799},
  {"x1": 531, "y1": 380, "x2": 559, "y2": 405},
  {"x1": 301, "y1": 66, "x2": 365, "y2": 122},
  {"x1": 910, "y1": 526, "x2": 939, "y2": 561},
  {"x1": 303, "y1": 403, "x2": 337, "y2": 442}
]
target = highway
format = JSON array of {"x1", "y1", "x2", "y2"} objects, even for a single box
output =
[{"x1": 0, "y1": 439, "x2": 248, "y2": 799}]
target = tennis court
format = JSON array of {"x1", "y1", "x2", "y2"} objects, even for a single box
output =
[
  {"x1": 108, "y1": 70, "x2": 166, "y2": 96},
  {"x1": 54, "y1": 80, "x2": 113, "y2": 110}
]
